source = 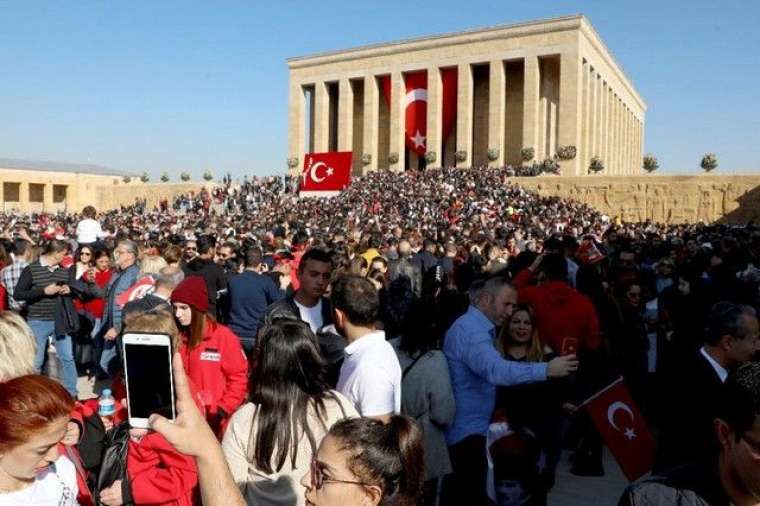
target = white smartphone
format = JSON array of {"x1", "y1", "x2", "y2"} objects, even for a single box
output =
[{"x1": 122, "y1": 332, "x2": 175, "y2": 429}]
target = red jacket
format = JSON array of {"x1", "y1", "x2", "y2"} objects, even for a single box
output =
[
  {"x1": 514, "y1": 268, "x2": 601, "y2": 353},
  {"x1": 179, "y1": 321, "x2": 248, "y2": 435},
  {"x1": 128, "y1": 432, "x2": 199, "y2": 506}
]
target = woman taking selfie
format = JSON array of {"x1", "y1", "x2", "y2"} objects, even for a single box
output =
[
  {"x1": 493, "y1": 304, "x2": 566, "y2": 505},
  {"x1": 172, "y1": 275, "x2": 248, "y2": 437},
  {"x1": 222, "y1": 319, "x2": 357, "y2": 505},
  {"x1": 0, "y1": 375, "x2": 76, "y2": 505},
  {"x1": 300, "y1": 415, "x2": 424, "y2": 506}
]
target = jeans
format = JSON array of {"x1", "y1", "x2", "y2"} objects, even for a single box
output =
[{"x1": 29, "y1": 319, "x2": 78, "y2": 397}]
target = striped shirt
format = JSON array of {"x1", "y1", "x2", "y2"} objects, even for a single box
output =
[{"x1": 14, "y1": 259, "x2": 71, "y2": 321}]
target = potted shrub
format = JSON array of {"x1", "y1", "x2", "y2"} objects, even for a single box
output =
[
  {"x1": 424, "y1": 151, "x2": 437, "y2": 164},
  {"x1": 160, "y1": 172, "x2": 170, "y2": 183},
  {"x1": 180, "y1": 172, "x2": 191, "y2": 182},
  {"x1": 700, "y1": 153, "x2": 718, "y2": 172},
  {"x1": 556, "y1": 145, "x2": 577, "y2": 160},
  {"x1": 588, "y1": 157, "x2": 605, "y2": 174},
  {"x1": 521, "y1": 147, "x2": 535, "y2": 162},
  {"x1": 140, "y1": 172, "x2": 150, "y2": 183},
  {"x1": 643, "y1": 154, "x2": 659, "y2": 173},
  {"x1": 487, "y1": 148, "x2": 500, "y2": 162}
]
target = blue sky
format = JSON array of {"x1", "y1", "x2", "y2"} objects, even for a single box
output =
[{"x1": 1, "y1": 0, "x2": 759, "y2": 178}]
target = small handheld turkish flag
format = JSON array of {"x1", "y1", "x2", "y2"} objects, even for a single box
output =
[
  {"x1": 115, "y1": 276, "x2": 155, "y2": 307},
  {"x1": 301, "y1": 152, "x2": 352, "y2": 192},
  {"x1": 583, "y1": 377, "x2": 655, "y2": 481}
]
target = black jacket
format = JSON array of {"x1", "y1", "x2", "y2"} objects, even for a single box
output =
[
  {"x1": 261, "y1": 296, "x2": 345, "y2": 387},
  {"x1": 655, "y1": 350, "x2": 725, "y2": 472},
  {"x1": 182, "y1": 258, "x2": 227, "y2": 320}
]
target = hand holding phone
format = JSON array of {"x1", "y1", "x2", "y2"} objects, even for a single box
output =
[
  {"x1": 561, "y1": 337, "x2": 579, "y2": 356},
  {"x1": 122, "y1": 333, "x2": 175, "y2": 429}
]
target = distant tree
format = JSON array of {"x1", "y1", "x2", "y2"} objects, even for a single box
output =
[
  {"x1": 203, "y1": 170, "x2": 214, "y2": 181},
  {"x1": 122, "y1": 176, "x2": 132, "y2": 183},
  {"x1": 161, "y1": 172, "x2": 170, "y2": 183},
  {"x1": 140, "y1": 172, "x2": 150, "y2": 183},
  {"x1": 701, "y1": 153, "x2": 718, "y2": 172},
  {"x1": 180, "y1": 171, "x2": 191, "y2": 182},
  {"x1": 589, "y1": 157, "x2": 605, "y2": 174}
]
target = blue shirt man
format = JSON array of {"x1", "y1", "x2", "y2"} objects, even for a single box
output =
[{"x1": 443, "y1": 277, "x2": 577, "y2": 505}]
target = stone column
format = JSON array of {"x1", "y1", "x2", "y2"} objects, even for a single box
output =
[
  {"x1": 611, "y1": 95, "x2": 618, "y2": 174},
  {"x1": 580, "y1": 60, "x2": 590, "y2": 174},
  {"x1": 338, "y1": 79, "x2": 354, "y2": 152},
  {"x1": 362, "y1": 74, "x2": 379, "y2": 172},
  {"x1": 456, "y1": 63, "x2": 473, "y2": 167},
  {"x1": 19, "y1": 181, "x2": 29, "y2": 212},
  {"x1": 597, "y1": 80, "x2": 606, "y2": 168},
  {"x1": 389, "y1": 70, "x2": 406, "y2": 172},
  {"x1": 627, "y1": 109, "x2": 633, "y2": 174},
  {"x1": 313, "y1": 81, "x2": 330, "y2": 153},
  {"x1": 287, "y1": 78, "x2": 305, "y2": 174},
  {"x1": 522, "y1": 55, "x2": 540, "y2": 163},
  {"x1": 589, "y1": 69, "x2": 597, "y2": 167},
  {"x1": 43, "y1": 183, "x2": 53, "y2": 212},
  {"x1": 558, "y1": 51, "x2": 582, "y2": 175},
  {"x1": 426, "y1": 66, "x2": 442, "y2": 166},
  {"x1": 604, "y1": 84, "x2": 611, "y2": 171},
  {"x1": 487, "y1": 59, "x2": 506, "y2": 167}
]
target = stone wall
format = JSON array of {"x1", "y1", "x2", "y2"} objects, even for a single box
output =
[
  {"x1": 91, "y1": 175, "x2": 760, "y2": 226},
  {"x1": 514, "y1": 175, "x2": 760, "y2": 224},
  {"x1": 97, "y1": 182, "x2": 212, "y2": 211}
]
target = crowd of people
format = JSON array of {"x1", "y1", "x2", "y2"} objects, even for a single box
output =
[{"x1": 0, "y1": 166, "x2": 759, "y2": 506}]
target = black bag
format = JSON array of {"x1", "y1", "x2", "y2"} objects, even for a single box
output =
[{"x1": 96, "y1": 422, "x2": 134, "y2": 506}]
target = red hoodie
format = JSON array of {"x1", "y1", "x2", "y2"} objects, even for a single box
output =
[
  {"x1": 128, "y1": 432, "x2": 199, "y2": 506},
  {"x1": 179, "y1": 320, "x2": 248, "y2": 437},
  {"x1": 514, "y1": 268, "x2": 601, "y2": 353}
]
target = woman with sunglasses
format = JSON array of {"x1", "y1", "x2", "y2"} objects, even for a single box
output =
[
  {"x1": 222, "y1": 318, "x2": 357, "y2": 505},
  {"x1": 300, "y1": 415, "x2": 424, "y2": 506}
]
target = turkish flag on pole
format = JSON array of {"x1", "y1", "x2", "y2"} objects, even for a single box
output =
[
  {"x1": 583, "y1": 377, "x2": 655, "y2": 481},
  {"x1": 300, "y1": 152, "x2": 352, "y2": 192}
]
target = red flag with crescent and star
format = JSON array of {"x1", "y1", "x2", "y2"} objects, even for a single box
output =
[
  {"x1": 300, "y1": 152, "x2": 352, "y2": 192},
  {"x1": 379, "y1": 70, "x2": 458, "y2": 158},
  {"x1": 583, "y1": 377, "x2": 655, "y2": 481}
]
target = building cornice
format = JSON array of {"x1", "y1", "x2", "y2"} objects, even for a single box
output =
[{"x1": 287, "y1": 14, "x2": 585, "y2": 68}]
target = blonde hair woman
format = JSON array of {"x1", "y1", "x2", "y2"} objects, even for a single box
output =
[
  {"x1": 139, "y1": 254, "x2": 168, "y2": 277},
  {"x1": 123, "y1": 308, "x2": 181, "y2": 350},
  {"x1": 0, "y1": 311, "x2": 37, "y2": 381}
]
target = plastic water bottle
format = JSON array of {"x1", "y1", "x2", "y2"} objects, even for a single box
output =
[{"x1": 98, "y1": 388, "x2": 116, "y2": 420}]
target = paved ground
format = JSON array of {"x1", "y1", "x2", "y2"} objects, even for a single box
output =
[{"x1": 79, "y1": 375, "x2": 628, "y2": 505}]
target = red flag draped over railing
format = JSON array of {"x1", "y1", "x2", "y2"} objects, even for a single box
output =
[
  {"x1": 300, "y1": 152, "x2": 352, "y2": 192},
  {"x1": 583, "y1": 377, "x2": 656, "y2": 481}
]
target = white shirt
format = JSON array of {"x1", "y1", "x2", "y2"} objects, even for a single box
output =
[
  {"x1": 337, "y1": 330, "x2": 402, "y2": 417},
  {"x1": 0, "y1": 455, "x2": 78, "y2": 506},
  {"x1": 700, "y1": 346, "x2": 728, "y2": 383},
  {"x1": 294, "y1": 299, "x2": 323, "y2": 333},
  {"x1": 76, "y1": 218, "x2": 106, "y2": 243}
]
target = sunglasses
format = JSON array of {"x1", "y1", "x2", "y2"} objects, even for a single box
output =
[
  {"x1": 310, "y1": 458, "x2": 371, "y2": 490},
  {"x1": 80, "y1": 252, "x2": 92, "y2": 257}
]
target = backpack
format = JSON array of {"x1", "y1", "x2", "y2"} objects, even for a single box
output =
[{"x1": 96, "y1": 422, "x2": 133, "y2": 506}]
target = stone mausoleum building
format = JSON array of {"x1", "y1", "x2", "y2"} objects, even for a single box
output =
[{"x1": 287, "y1": 15, "x2": 645, "y2": 176}]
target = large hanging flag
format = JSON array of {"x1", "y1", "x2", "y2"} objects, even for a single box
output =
[
  {"x1": 404, "y1": 71, "x2": 427, "y2": 155},
  {"x1": 379, "y1": 69, "x2": 458, "y2": 157},
  {"x1": 583, "y1": 377, "x2": 656, "y2": 481},
  {"x1": 300, "y1": 151, "x2": 352, "y2": 192}
]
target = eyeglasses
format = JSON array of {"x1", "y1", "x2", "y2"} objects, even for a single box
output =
[
  {"x1": 310, "y1": 458, "x2": 372, "y2": 490},
  {"x1": 80, "y1": 252, "x2": 92, "y2": 257}
]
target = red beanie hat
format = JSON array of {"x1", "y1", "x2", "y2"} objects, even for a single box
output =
[{"x1": 171, "y1": 276, "x2": 209, "y2": 313}]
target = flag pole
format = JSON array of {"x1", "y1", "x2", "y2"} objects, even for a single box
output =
[{"x1": 580, "y1": 376, "x2": 624, "y2": 408}]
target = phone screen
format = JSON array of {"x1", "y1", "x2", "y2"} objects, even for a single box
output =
[{"x1": 124, "y1": 342, "x2": 174, "y2": 420}]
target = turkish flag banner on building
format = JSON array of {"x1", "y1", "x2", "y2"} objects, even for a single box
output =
[
  {"x1": 300, "y1": 152, "x2": 352, "y2": 192},
  {"x1": 583, "y1": 377, "x2": 655, "y2": 481},
  {"x1": 404, "y1": 71, "x2": 427, "y2": 155}
]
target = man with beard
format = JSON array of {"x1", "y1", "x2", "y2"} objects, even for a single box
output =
[{"x1": 182, "y1": 235, "x2": 227, "y2": 320}]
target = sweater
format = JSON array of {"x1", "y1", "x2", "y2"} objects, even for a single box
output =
[
  {"x1": 222, "y1": 392, "x2": 358, "y2": 506},
  {"x1": 14, "y1": 259, "x2": 71, "y2": 320},
  {"x1": 228, "y1": 271, "x2": 284, "y2": 341}
]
